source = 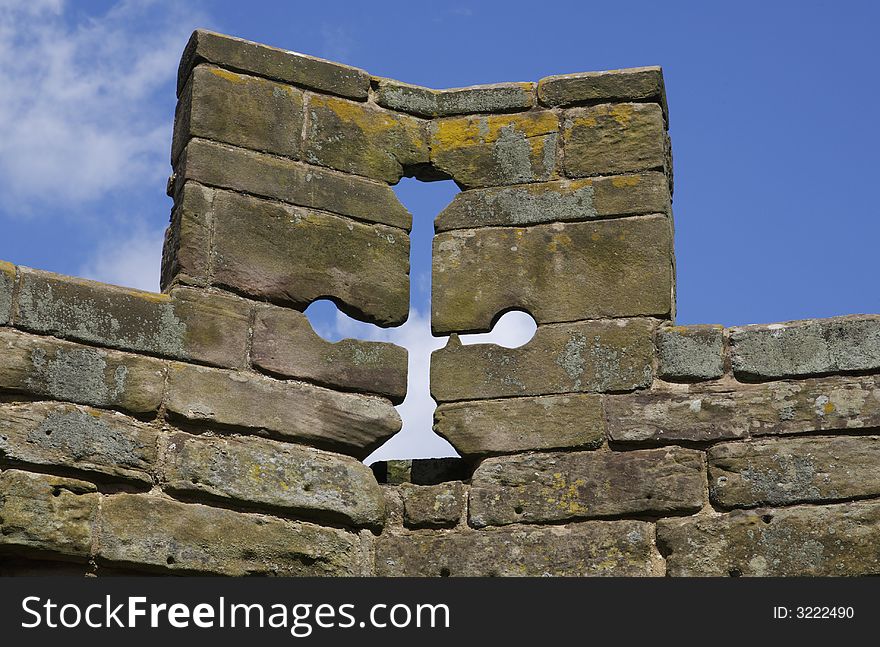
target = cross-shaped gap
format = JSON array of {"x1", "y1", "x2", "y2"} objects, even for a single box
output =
[{"x1": 305, "y1": 177, "x2": 537, "y2": 464}]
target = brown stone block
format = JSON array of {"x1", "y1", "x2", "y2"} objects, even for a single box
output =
[
  {"x1": 375, "y1": 78, "x2": 535, "y2": 118},
  {"x1": 399, "y1": 482, "x2": 465, "y2": 529}
]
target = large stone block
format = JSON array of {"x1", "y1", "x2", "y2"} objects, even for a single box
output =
[
  {"x1": 375, "y1": 78, "x2": 535, "y2": 117},
  {"x1": 399, "y1": 482, "x2": 465, "y2": 529},
  {"x1": 606, "y1": 374, "x2": 880, "y2": 444},
  {"x1": 434, "y1": 394, "x2": 605, "y2": 457},
  {"x1": 163, "y1": 432, "x2": 385, "y2": 528},
  {"x1": 371, "y1": 458, "x2": 476, "y2": 486},
  {"x1": 0, "y1": 403, "x2": 157, "y2": 484},
  {"x1": 431, "y1": 319, "x2": 655, "y2": 402},
  {"x1": 376, "y1": 521, "x2": 664, "y2": 576},
  {"x1": 729, "y1": 316, "x2": 880, "y2": 379},
  {"x1": 562, "y1": 103, "x2": 666, "y2": 177},
  {"x1": 16, "y1": 269, "x2": 252, "y2": 368},
  {"x1": 709, "y1": 436, "x2": 880, "y2": 508},
  {"x1": 173, "y1": 64, "x2": 304, "y2": 164},
  {"x1": 165, "y1": 363, "x2": 401, "y2": 459},
  {"x1": 656, "y1": 325, "x2": 724, "y2": 381},
  {"x1": 538, "y1": 67, "x2": 666, "y2": 114},
  {"x1": 430, "y1": 111, "x2": 559, "y2": 188},
  {"x1": 212, "y1": 191, "x2": 409, "y2": 327},
  {"x1": 469, "y1": 447, "x2": 705, "y2": 527},
  {"x1": 432, "y1": 216, "x2": 673, "y2": 332},
  {"x1": 178, "y1": 29, "x2": 370, "y2": 100},
  {"x1": 252, "y1": 306, "x2": 407, "y2": 403},
  {"x1": 0, "y1": 328, "x2": 165, "y2": 414},
  {"x1": 658, "y1": 502, "x2": 880, "y2": 576},
  {"x1": 98, "y1": 494, "x2": 360, "y2": 575},
  {"x1": 175, "y1": 138, "x2": 411, "y2": 230},
  {"x1": 161, "y1": 181, "x2": 213, "y2": 288},
  {"x1": 0, "y1": 260, "x2": 13, "y2": 325},
  {"x1": 0, "y1": 470, "x2": 97, "y2": 560},
  {"x1": 434, "y1": 172, "x2": 670, "y2": 232},
  {"x1": 304, "y1": 94, "x2": 428, "y2": 183}
]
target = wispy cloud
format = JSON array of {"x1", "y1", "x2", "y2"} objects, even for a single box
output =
[
  {"x1": 319, "y1": 23, "x2": 354, "y2": 63},
  {"x1": 78, "y1": 224, "x2": 165, "y2": 292}
]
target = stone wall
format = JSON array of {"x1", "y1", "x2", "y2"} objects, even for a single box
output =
[{"x1": 1, "y1": 30, "x2": 878, "y2": 576}]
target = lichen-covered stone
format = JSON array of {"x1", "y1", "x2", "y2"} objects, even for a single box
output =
[
  {"x1": 0, "y1": 470, "x2": 97, "y2": 560},
  {"x1": 658, "y1": 502, "x2": 880, "y2": 576},
  {"x1": 729, "y1": 316, "x2": 880, "y2": 380},
  {"x1": 304, "y1": 94, "x2": 428, "y2": 183},
  {"x1": 709, "y1": 436, "x2": 880, "y2": 508},
  {"x1": 656, "y1": 325, "x2": 724, "y2": 381},
  {"x1": 0, "y1": 260, "x2": 13, "y2": 325},
  {"x1": 165, "y1": 362, "x2": 401, "y2": 459},
  {"x1": 434, "y1": 394, "x2": 605, "y2": 457},
  {"x1": 431, "y1": 319, "x2": 655, "y2": 402},
  {"x1": 16, "y1": 268, "x2": 252, "y2": 368},
  {"x1": 434, "y1": 172, "x2": 670, "y2": 232},
  {"x1": 252, "y1": 306, "x2": 407, "y2": 403},
  {"x1": 376, "y1": 521, "x2": 664, "y2": 576},
  {"x1": 178, "y1": 29, "x2": 370, "y2": 100},
  {"x1": 469, "y1": 447, "x2": 704, "y2": 527},
  {"x1": 430, "y1": 111, "x2": 559, "y2": 188},
  {"x1": 562, "y1": 103, "x2": 666, "y2": 177},
  {"x1": 163, "y1": 432, "x2": 385, "y2": 528},
  {"x1": 606, "y1": 374, "x2": 880, "y2": 444},
  {"x1": 0, "y1": 403, "x2": 157, "y2": 484},
  {"x1": 98, "y1": 494, "x2": 360, "y2": 575},
  {"x1": 375, "y1": 78, "x2": 535, "y2": 117},
  {"x1": 399, "y1": 482, "x2": 465, "y2": 529},
  {"x1": 0, "y1": 328, "x2": 165, "y2": 414},
  {"x1": 538, "y1": 67, "x2": 666, "y2": 115},
  {"x1": 432, "y1": 216, "x2": 673, "y2": 332},
  {"x1": 371, "y1": 458, "x2": 475, "y2": 486},
  {"x1": 173, "y1": 64, "x2": 304, "y2": 164},
  {"x1": 161, "y1": 181, "x2": 213, "y2": 289},
  {"x1": 175, "y1": 138, "x2": 411, "y2": 230}
]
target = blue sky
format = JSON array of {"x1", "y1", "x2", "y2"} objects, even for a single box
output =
[{"x1": 1, "y1": 0, "x2": 878, "y2": 460}]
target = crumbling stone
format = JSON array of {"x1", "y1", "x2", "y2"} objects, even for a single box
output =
[
  {"x1": 0, "y1": 261, "x2": 13, "y2": 325},
  {"x1": 161, "y1": 181, "x2": 213, "y2": 288},
  {"x1": 400, "y1": 482, "x2": 465, "y2": 529}
]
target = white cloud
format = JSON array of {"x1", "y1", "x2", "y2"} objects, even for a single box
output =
[{"x1": 78, "y1": 225, "x2": 164, "y2": 292}]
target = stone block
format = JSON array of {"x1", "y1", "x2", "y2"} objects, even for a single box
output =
[
  {"x1": 538, "y1": 66, "x2": 666, "y2": 115},
  {"x1": 469, "y1": 447, "x2": 705, "y2": 527},
  {"x1": 434, "y1": 394, "x2": 605, "y2": 457},
  {"x1": 98, "y1": 494, "x2": 360, "y2": 575},
  {"x1": 0, "y1": 402, "x2": 157, "y2": 484},
  {"x1": 375, "y1": 78, "x2": 535, "y2": 117},
  {"x1": 434, "y1": 172, "x2": 670, "y2": 232},
  {"x1": 165, "y1": 362, "x2": 401, "y2": 459},
  {"x1": 376, "y1": 521, "x2": 663, "y2": 576},
  {"x1": 371, "y1": 458, "x2": 476, "y2": 486},
  {"x1": 431, "y1": 319, "x2": 655, "y2": 402},
  {"x1": 658, "y1": 502, "x2": 880, "y2": 576},
  {"x1": 212, "y1": 190, "x2": 409, "y2": 327},
  {"x1": 400, "y1": 482, "x2": 465, "y2": 529},
  {"x1": 0, "y1": 261, "x2": 13, "y2": 325},
  {"x1": 656, "y1": 325, "x2": 724, "y2": 381},
  {"x1": 251, "y1": 306, "x2": 407, "y2": 403},
  {"x1": 432, "y1": 216, "x2": 673, "y2": 332},
  {"x1": 161, "y1": 181, "x2": 213, "y2": 289},
  {"x1": 163, "y1": 432, "x2": 385, "y2": 528},
  {"x1": 0, "y1": 328, "x2": 165, "y2": 414},
  {"x1": 562, "y1": 103, "x2": 666, "y2": 177}
]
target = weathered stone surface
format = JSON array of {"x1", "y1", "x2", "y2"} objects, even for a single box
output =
[
  {"x1": 178, "y1": 29, "x2": 370, "y2": 100},
  {"x1": 173, "y1": 64, "x2": 304, "y2": 164},
  {"x1": 709, "y1": 436, "x2": 880, "y2": 508},
  {"x1": 98, "y1": 494, "x2": 360, "y2": 575},
  {"x1": 658, "y1": 502, "x2": 880, "y2": 576},
  {"x1": 607, "y1": 374, "x2": 880, "y2": 444},
  {"x1": 538, "y1": 67, "x2": 666, "y2": 114},
  {"x1": 431, "y1": 319, "x2": 655, "y2": 402},
  {"x1": 212, "y1": 190, "x2": 409, "y2": 327},
  {"x1": 434, "y1": 394, "x2": 605, "y2": 457},
  {"x1": 161, "y1": 181, "x2": 213, "y2": 289},
  {"x1": 656, "y1": 325, "x2": 724, "y2": 381},
  {"x1": 176, "y1": 138, "x2": 411, "y2": 230},
  {"x1": 371, "y1": 458, "x2": 476, "y2": 486},
  {"x1": 252, "y1": 306, "x2": 407, "y2": 403},
  {"x1": 562, "y1": 103, "x2": 666, "y2": 177},
  {"x1": 0, "y1": 261, "x2": 13, "y2": 325},
  {"x1": 165, "y1": 363, "x2": 401, "y2": 459},
  {"x1": 430, "y1": 111, "x2": 559, "y2": 188},
  {"x1": 376, "y1": 521, "x2": 664, "y2": 576},
  {"x1": 470, "y1": 447, "x2": 704, "y2": 527},
  {"x1": 0, "y1": 403, "x2": 157, "y2": 484},
  {"x1": 16, "y1": 269, "x2": 252, "y2": 368},
  {"x1": 163, "y1": 432, "x2": 384, "y2": 528},
  {"x1": 304, "y1": 94, "x2": 428, "y2": 183},
  {"x1": 434, "y1": 172, "x2": 670, "y2": 232},
  {"x1": 400, "y1": 482, "x2": 465, "y2": 529},
  {"x1": 0, "y1": 470, "x2": 97, "y2": 559},
  {"x1": 375, "y1": 78, "x2": 535, "y2": 117},
  {"x1": 432, "y1": 216, "x2": 673, "y2": 332},
  {"x1": 0, "y1": 328, "x2": 165, "y2": 414},
  {"x1": 729, "y1": 316, "x2": 880, "y2": 380}
]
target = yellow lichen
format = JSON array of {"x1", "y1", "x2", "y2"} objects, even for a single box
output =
[
  {"x1": 824, "y1": 401, "x2": 836, "y2": 415},
  {"x1": 313, "y1": 94, "x2": 398, "y2": 134},
  {"x1": 209, "y1": 67, "x2": 247, "y2": 84},
  {"x1": 611, "y1": 175, "x2": 641, "y2": 188},
  {"x1": 432, "y1": 111, "x2": 557, "y2": 151}
]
